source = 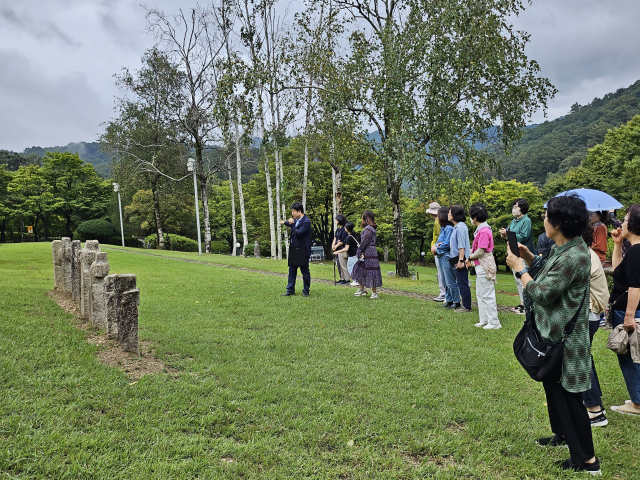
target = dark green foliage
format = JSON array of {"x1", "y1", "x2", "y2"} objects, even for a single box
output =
[
  {"x1": 145, "y1": 233, "x2": 199, "y2": 252},
  {"x1": 209, "y1": 240, "x2": 228, "y2": 254},
  {"x1": 75, "y1": 220, "x2": 117, "y2": 243},
  {"x1": 23, "y1": 142, "x2": 113, "y2": 178},
  {"x1": 496, "y1": 80, "x2": 640, "y2": 185},
  {"x1": 0, "y1": 150, "x2": 34, "y2": 171}
]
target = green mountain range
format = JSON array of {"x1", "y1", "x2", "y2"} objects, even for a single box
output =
[{"x1": 495, "y1": 79, "x2": 640, "y2": 185}]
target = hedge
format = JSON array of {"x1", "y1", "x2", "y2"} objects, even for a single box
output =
[
  {"x1": 145, "y1": 233, "x2": 199, "y2": 252},
  {"x1": 75, "y1": 220, "x2": 117, "y2": 244}
]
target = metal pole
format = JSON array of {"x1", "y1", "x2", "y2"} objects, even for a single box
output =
[
  {"x1": 192, "y1": 170, "x2": 202, "y2": 256},
  {"x1": 117, "y1": 190, "x2": 125, "y2": 248}
]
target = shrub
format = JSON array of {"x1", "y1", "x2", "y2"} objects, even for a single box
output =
[
  {"x1": 145, "y1": 233, "x2": 199, "y2": 252},
  {"x1": 210, "y1": 240, "x2": 228, "y2": 254},
  {"x1": 376, "y1": 246, "x2": 396, "y2": 262},
  {"x1": 109, "y1": 236, "x2": 142, "y2": 248},
  {"x1": 76, "y1": 220, "x2": 117, "y2": 244}
]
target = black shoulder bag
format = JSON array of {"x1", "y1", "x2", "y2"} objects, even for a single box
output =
[{"x1": 513, "y1": 289, "x2": 587, "y2": 383}]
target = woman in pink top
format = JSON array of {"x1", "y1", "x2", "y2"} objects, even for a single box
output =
[{"x1": 467, "y1": 204, "x2": 501, "y2": 329}]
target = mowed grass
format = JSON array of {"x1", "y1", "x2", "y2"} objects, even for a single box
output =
[
  {"x1": 100, "y1": 245, "x2": 523, "y2": 307},
  {"x1": 0, "y1": 243, "x2": 638, "y2": 479}
]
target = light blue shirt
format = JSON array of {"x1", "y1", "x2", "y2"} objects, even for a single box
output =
[
  {"x1": 449, "y1": 222, "x2": 471, "y2": 260},
  {"x1": 435, "y1": 225, "x2": 453, "y2": 256}
]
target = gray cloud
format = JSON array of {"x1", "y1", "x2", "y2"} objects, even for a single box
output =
[{"x1": 0, "y1": 4, "x2": 81, "y2": 47}]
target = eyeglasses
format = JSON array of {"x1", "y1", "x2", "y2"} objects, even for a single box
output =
[{"x1": 541, "y1": 213, "x2": 547, "y2": 220}]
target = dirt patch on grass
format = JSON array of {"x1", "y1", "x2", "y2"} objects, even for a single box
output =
[
  {"x1": 48, "y1": 290, "x2": 177, "y2": 380},
  {"x1": 403, "y1": 453, "x2": 458, "y2": 468}
]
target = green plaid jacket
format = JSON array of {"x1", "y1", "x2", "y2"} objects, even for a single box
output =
[{"x1": 524, "y1": 237, "x2": 591, "y2": 393}]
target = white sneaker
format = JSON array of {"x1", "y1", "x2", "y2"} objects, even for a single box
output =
[
  {"x1": 354, "y1": 290, "x2": 367, "y2": 297},
  {"x1": 474, "y1": 322, "x2": 487, "y2": 328},
  {"x1": 350, "y1": 281, "x2": 360, "y2": 286},
  {"x1": 433, "y1": 295, "x2": 446, "y2": 302},
  {"x1": 483, "y1": 324, "x2": 502, "y2": 330},
  {"x1": 370, "y1": 293, "x2": 379, "y2": 299}
]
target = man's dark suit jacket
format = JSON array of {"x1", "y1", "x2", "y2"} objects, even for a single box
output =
[{"x1": 284, "y1": 215, "x2": 312, "y2": 261}]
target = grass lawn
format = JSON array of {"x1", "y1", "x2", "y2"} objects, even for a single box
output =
[
  {"x1": 0, "y1": 242, "x2": 637, "y2": 479},
  {"x1": 100, "y1": 245, "x2": 523, "y2": 308}
]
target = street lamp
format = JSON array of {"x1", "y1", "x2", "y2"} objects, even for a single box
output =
[
  {"x1": 187, "y1": 158, "x2": 202, "y2": 256},
  {"x1": 113, "y1": 183, "x2": 124, "y2": 248}
]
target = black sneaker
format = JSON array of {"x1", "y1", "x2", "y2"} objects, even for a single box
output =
[
  {"x1": 441, "y1": 302, "x2": 453, "y2": 308},
  {"x1": 558, "y1": 457, "x2": 601, "y2": 475},
  {"x1": 589, "y1": 409, "x2": 608, "y2": 427},
  {"x1": 536, "y1": 434, "x2": 567, "y2": 447},
  {"x1": 447, "y1": 302, "x2": 460, "y2": 310}
]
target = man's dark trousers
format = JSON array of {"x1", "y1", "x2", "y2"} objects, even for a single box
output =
[{"x1": 286, "y1": 263, "x2": 310, "y2": 294}]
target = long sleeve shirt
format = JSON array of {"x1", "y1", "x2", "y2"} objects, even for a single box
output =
[
  {"x1": 509, "y1": 214, "x2": 534, "y2": 253},
  {"x1": 523, "y1": 237, "x2": 591, "y2": 393},
  {"x1": 435, "y1": 225, "x2": 453, "y2": 256},
  {"x1": 431, "y1": 221, "x2": 441, "y2": 247}
]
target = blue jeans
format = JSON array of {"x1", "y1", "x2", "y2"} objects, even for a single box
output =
[
  {"x1": 439, "y1": 255, "x2": 460, "y2": 304},
  {"x1": 582, "y1": 319, "x2": 603, "y2": 408},
  {"x1": 286, "y1": 263, "x2": 310, "y2": 294},
  {"x1": 612, "y1": 309, "x2": 640, "y2": 404},
  {"x1": 455, "y1": 265, "x2": 472, "y2": 310}
]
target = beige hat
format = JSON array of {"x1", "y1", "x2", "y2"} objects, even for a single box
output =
[{"x1": 426, "y1": 202, "x2": 441, "y2": 215}]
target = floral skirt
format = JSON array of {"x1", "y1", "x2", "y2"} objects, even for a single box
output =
[{"x1": 352, "y1": 247, "x2": 383, "y2": 288}]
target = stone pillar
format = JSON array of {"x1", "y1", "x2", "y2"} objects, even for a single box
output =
[
  {"x1": 120, "y1": 287, "x2": 140, "y2": 354},
  {"x1": 71, "y1": 240, "x2": 81, "y2": 304},
  {"x1": 61, "y1": 237, "x2": 72, "y2": 297},
  {"x1": 90, "y1": 252, "x2": 110, "y2": 328},
  {"x1": 52, "y1": 240, "x2": 63, "y2": 290},
  {"x1": 105, "y1": 274, "x2": 138, "y2": 343},
  {"x1": 253, "y1": 240, "x2": 260, "y2": 258},
  {"x1": 383, "y1": 246, "x2": 389, "y2": 262},
  {"x1": 80, "y1": 240, "x2": 100, "y2": 320}
]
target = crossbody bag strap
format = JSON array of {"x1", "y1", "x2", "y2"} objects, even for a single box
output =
[
  {"x1": 610, "y1": 289, "x2": 629, "y2": 308},
  {"x1": 348, "y1": 234, "x2": 360, "y2": 247},
  {"x1": 562, "y1": 288, "x2": 588, "y2": 340}
]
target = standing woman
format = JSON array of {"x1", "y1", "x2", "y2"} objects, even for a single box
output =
[
  {"x1": 435, "y1": 207, "x2": 459, "y2": 309},
  {"x1": 332, "y1": 214, "x2": 350, "y2": 285},
  {"x1": 608, "y1": 204, "x2": 640, "y2": 416},
  {"x1": 500, "y1": 198, "x2": 534, "y2": 315},
  {"x1": 589, "y1": 211, "x2": 608, "y2": 263},
  {"x1": 449, "y1": 205, "x2": 472, "y2": 313},
  {"x1": 352, "y1": 210, "x2": 383, "y2": 299},
  {"x1": 467, "y1": 204, "x2": 501, "y2": 329},
  {"x1": 427, "y1": 202, "x2": 447, "y2": 302},
  {"x1": 506, "y1": 194, "x2": 599, "y2": 474}
]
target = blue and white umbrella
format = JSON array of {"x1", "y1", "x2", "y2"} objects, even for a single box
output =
[{"x1": 544, "y1": 188, "x2": 624, "y2": 211}]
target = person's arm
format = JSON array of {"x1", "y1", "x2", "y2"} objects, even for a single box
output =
[
  {"x1": 356, "y1": 228, "x2": 372, "y2": 258},
  {"x1": 514, "y1": 217, "x2": 531, "y2": 244},
  {"x1": 290, "y1": 218, "x2": 310, "y2": 239},
  {"x1": 624, "y1": 288, "x2": 640, "y2": 332},
  {"x1": 611, "y1": 228, "x2": 624, "y2": 269},
  {"x1": 469, "y1": 247, "x2": 485, "y2": 260}
]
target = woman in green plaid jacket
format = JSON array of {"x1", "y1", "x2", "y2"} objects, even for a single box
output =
[{"x1": 507, "y1": 194, "x2": 600, "y2": 475}]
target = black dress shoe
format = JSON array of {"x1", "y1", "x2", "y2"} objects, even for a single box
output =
[
  {"x1": 303, "y1": 292, "x2": 309, "y2": 297},
  {"x1": 281, "y1": 292, "x2": 295, "y2": 296}
]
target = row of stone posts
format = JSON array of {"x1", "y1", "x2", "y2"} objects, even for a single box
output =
[{"x1": 53, "y1": 238, "x2": 140, "y2": 354}]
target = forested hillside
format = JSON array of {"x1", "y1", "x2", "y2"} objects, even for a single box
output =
[
  {"x1": 495, "y1": 79, "x2": 640, "y2": 185},
  {"x1": 23, "y1": 142, "x2": 112, "y2": 177}
]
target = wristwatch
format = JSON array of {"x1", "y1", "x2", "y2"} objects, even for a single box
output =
[{"x1": 515, "y1": 267, "x2": 528, "y2": 279}]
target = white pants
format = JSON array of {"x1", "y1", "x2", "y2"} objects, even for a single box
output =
[
  {"x1": 434, "y1": 254, "x2": 447, "y2": 297},
  {"x1": 512, "y1": 269, "x2": 524, "y2": 304},
  {"x1": 476, "y1": 265, "x2": 500, "y2": 327}
]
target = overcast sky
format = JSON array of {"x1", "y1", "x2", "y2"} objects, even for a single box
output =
[{"x1": 1, "y1": 0, "x2": 639, "y2": 152}]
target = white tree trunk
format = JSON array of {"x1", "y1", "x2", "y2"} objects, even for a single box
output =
[
  {"x1": 200, "y1": 177, "x2": 212, "y2": 254},
  {"x1": 234, "y1": 123, "x2": 248, "y2": 255},
  {"x1": 331, "y1": 142, "x2": 337, "y2": 223},
  {"x1": 274, "y1": 140, "x2": 283, "y2": 260},
  {"x1": 227, "y1": 156, "x2": 237, "y2": 256},
  {"x1": 302, "y1": 137, "x2": 309, "y2": 211},
  {"x1": 278, "y1": 148, "x2": 289, "y2": 258}
]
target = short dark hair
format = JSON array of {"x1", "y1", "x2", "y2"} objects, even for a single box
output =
[
  {"x1": 449, "y1": 205, "x2": 466, "y2": 223},
  {"x1": 513, "y1": 198, "x2": 530, "y2": 214},
  {"x1": 469, "y1": 204, "x2": 488, "y2": 223},
  {"x1": 344, "y1": 221, "x2": 355, "y2": 233},
  {"x1": 290, "y1": 202, "x2": 304, "y2": 213},
  {"x1": 546, "y1": 194, "x2": 589, "y2": 239},
  {"x1": 335, "y1": 214, "x2": 346, "y2": 226},
  {"x1": 437, "y1": 207, "x2": 452, "y2": 227},
  {"x1": 627, "y1": 204, "x2": 640, "y2": 236}
]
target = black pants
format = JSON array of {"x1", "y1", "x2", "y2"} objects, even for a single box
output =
[
  {"x1": 543, "y1": 381, "x2": 595, "y2": 464},
  {"x1": 286, "y1": 263, "x2": 310, "y2": 294}
]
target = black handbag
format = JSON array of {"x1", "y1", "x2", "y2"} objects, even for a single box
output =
[
  {"x1": 287, "y1": 245, "x2": 307, "y2": 267},
  {"x1": 513, "y1": 290, "x2": 587, "y2": 383}
]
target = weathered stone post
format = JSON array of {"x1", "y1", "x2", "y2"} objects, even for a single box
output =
[
  {"x1": 71, "y1": 240, "x2": 81, "y2": 304},
  {"x1": 104, "y1": 274, "x2": 138, "y2": 348},
  {"x1": 80, "y1": 240, "x2": 100, "y2": 320},
  {"x1": 52, "y1": 240, "x2": 63, "y2": 290},
  {"x1": 383, "y1": 246, "x2": 389, "y2": 262},
  {"x1": 254, "y1": 240, "x2": 260, "y2": 258},
  {"x1": 61, "y1": 237, "x2": 72, "y2": 297},
  {"x1": 120, "y1": 287, "x2": 140, "y2": 354},
  {"x1": 90, "y1": 252, "x2": 110, "y2": 328}
]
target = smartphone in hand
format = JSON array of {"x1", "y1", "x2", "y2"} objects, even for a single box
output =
[{"x1": 506, "y1": 230, "x2": 520, "y2": 257}]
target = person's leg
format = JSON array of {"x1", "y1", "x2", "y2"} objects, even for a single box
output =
[
  {"x1": 475, "y1": 265, "x2": 487, "y2": 325},
  {"x1": 445, "y1": 261, "x2": 460, "y2": 304},
  {"x1": 455, "y1": 266, "x2": 472, "y2": 310},
  {"x1": 582, "y1": 315, "x2": 604, "y2": 410},
  {"x1": 440, "y1": 257, "x2": 455, "y2": 304},
  {"x1": 434, "y1": 255, "x2": 446, "y2": 298},
  {"x1": 339, "y1": 252, "x2": 351, "y2": 282},
  {"x1": 544, "y1": 382, "x2": 596, "y2": 465},
  {"x1": 612, "y1": 310, "x2": 640, "y2": 406},
  {"x1": 476, "y1": 266, "x2": 500, "y2": 326},
  {"x1": 285, "y1": 265, "x2": 298, "y2": 293},
  {"x1": 512, "y1": 269, "x2": 524, "y2": 305},
  {"x1": 301, "y1": 262, "x2": 311, "y2": 294}
]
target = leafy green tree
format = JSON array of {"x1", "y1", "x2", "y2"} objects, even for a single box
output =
[
  {"x1": 124, "y1": 189, "x2": 194, "y2": 237},
  {"x1": 42, "y1": 152, "x2": 111, "y2": 238},
  {"x1": 321, "y1": 0, "x2": 555, "y2": 276},
  {"x1": 0, "y1": 165, "x2": 13, "y2": 242}
]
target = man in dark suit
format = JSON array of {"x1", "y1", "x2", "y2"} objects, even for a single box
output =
[{"x1": 280, "y1": 202, "x2": 311, "y2": 297}]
